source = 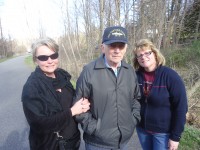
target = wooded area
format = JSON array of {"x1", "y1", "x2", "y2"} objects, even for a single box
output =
[
  {"x1": 0, "y1": 0, "x2": 200, "y2": 78},
  {"x1": 57, "y1": 0, "x2": 200, "y2": 79}
]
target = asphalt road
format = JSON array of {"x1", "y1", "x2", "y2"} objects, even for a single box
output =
[
  {"x1": 0, "y1": 55, "x2": 142, "y2": 150},
  {"x1": 0, "y1": 55, "x2": 32, "y2": 150}
]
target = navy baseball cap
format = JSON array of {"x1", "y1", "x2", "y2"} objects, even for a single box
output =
[{"x1": 102, "y1": 26, "x2": 128, "y2": 45}]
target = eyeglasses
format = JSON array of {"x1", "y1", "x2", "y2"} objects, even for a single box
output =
[
  {"x1": 136, "y1": 51, "x2": 152, "y2": 59},
  {"x1": 36, "y1": 52, "x2": 59, "y2": 61}
]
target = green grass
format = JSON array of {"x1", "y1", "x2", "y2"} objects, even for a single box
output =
[
  {"x1": 179, "y1": 125, "x2": 200, "y2": 150},
  {"x1": 24, "y1": 55, "x2": 36, "y2": 70},
  {"x1": 0, "y1": 56, "x2": 15, "y2": 63},
  {"x1": 0, "y1": 57, "x2": 8, "y2": 63},
  {"x1": 70, "y1": 80, "x2": 76, "y2": 89}
]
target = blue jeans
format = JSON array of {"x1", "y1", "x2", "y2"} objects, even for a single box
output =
[
  {"x1": 136, "y1": 127, "x2": 169, "y2": 150},
  {"x1": 85, "y1": 141, "x2": 130, "y2": 150}
]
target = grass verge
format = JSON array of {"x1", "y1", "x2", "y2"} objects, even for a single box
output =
[
  {"x1": 24, "y1": 55, "x2": 36, "y2": 70},
  {"x1": 0, "y1": 56, "x2": 15, "y2": 63}
]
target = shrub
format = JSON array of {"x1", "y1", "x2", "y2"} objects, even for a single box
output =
[
  {"x1": 165, "y1": 40, "x2": 200, "y2": 68},
  {"x1": 179, "y1": 125, "x2": 200, "y2": 150}
]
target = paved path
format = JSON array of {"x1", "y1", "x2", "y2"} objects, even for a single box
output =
[
  {"x1": 0, "y1": 55, "x2": 32, "y2": 150},
  {"x1": 0, "y1": 55, "x2": 142, "y2": 150}
]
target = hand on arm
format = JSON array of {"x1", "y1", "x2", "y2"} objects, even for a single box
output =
[{"x1": 71, "y1": 98, "x2": 90, "y2": 116}]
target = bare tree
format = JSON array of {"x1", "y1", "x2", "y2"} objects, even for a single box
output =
[
  {"x1": 99, "y1": 0, "x2": 104, "y2": 47},
  {"x1": 0, "y1": 18, "x2": 3, "y2": 39},
  {"x1": 176, "y1": 0, "x2": 188, "y2": 44},
  {"x1": 115, "y1": 0, "x2": 121, "y2": 25},
  {"x1": 42, "y1": 0, "x2": 199, "y2": 80},
  {"x1": 195, "y1": 10, "x2": 200, "y2": 40}
]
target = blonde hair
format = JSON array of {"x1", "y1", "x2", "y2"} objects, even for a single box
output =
[
  {"x1": 31, "y1": 37, "x2": 59, "y2": 63},
  {"x1": 133, "y1": 39, "x2": 165, "y2": 70}
]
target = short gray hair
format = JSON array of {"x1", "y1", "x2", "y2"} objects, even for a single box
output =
[{"x1": 31, "y1": 37, "x2": 59, "y2": 62}]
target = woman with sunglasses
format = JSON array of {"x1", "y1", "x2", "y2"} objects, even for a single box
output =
[
  {"x1": 133, "y1": 39, "x2": 188, "y2": 150},
  {"x1": 21, "y1": 37, "x2": 90, "y2": 150}
]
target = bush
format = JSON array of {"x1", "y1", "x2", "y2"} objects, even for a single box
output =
[
  {"x1": 167, "y1": 50, "x2": 187, "y2": 67},
  {"x1": 179, "y1": 125, "x2": 200, "y2": 150},
  {"x1": 165, "y1": 40, "x2": 200, "y2": 68}
]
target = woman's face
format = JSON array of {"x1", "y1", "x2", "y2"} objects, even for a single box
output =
[
  {"x1": 136, "y1": 48, "x2": 157, "y2": 72},
  {"x1": 35, "y1": 45, "x2": 59, "y2": 78}
]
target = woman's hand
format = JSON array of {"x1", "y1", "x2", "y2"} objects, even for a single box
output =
[
  {"x1": 168, "y1": 139, "x2": 179, "y2": 150},
  {"x1": 71, "y1": 98, "x2": 90, "y2": 116}
]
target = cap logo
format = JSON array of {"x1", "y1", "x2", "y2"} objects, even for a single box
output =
[
  {"x1": 102, "y1": 26, "x2": 127, "y2": 44},
  {"x1": 108, "y1": 29, "x2": 126, "y2": 38}
]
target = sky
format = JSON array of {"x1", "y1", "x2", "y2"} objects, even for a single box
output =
[{"x1": 0, "y1": 0, "x2": 65, "y2": 40}]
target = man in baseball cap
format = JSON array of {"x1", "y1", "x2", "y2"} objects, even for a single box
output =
[
  {"x1": 102, "y1": 26, "x2": 128, "y2": 44},
  {"x1": 74, "y1": 26, "x2": 140, "y2": 150},
  {"x1": 101, "y1": 26, "x2": 128, "y2": 69}
]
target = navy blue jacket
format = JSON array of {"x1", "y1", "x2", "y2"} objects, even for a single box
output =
[{"x1": 136, "y1": 66, "x2": 188, "y2": 141}]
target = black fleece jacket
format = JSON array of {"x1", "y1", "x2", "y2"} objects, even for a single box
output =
[{"x1": 21, "y1": 67, "x2": 79, "y2": 150}]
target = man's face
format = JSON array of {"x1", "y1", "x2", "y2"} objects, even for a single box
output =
[{"x1": 101, "y1": 42, "x2": 127, "y2": 68}]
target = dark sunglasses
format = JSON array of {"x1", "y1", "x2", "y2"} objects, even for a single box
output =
[{"x1": 36, "y1": 52, "x2": 59, "y2": 61}]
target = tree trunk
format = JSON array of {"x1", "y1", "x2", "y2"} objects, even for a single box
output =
[
  {"x1": 195, "y1": 10, "x2": 200, "y2": 41},
  {"x1": 99, "y1": 0, "x2": 104, "y2": 48},
  {"x1": 177, "y1": 0, "x2": 188, "y2": 44}
]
